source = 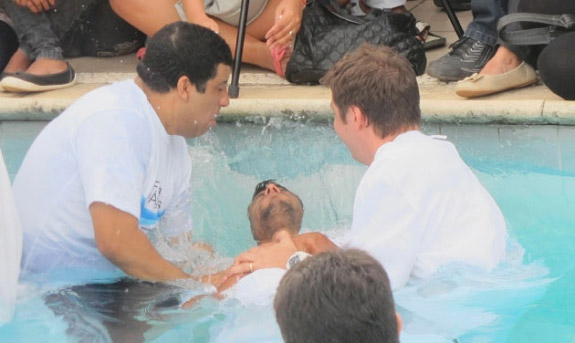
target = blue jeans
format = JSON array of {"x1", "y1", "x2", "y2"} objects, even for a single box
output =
[
  {"x1": 3, "y1": 0, "x2": 95, "y2": 61},
  {"x1": 463, "y1": 0, "x2": 509, "y2": 46}
]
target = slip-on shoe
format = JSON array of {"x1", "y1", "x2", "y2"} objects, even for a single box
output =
[
  {"x1": 0, "y1": 62, "x2": 76, "y2": 93},
  {"x1": 455, "y1": 61, "x2": 537, "y2": 98},
  {"x1": 0, "y1": 72, "x2": 13, "y2": 92}
]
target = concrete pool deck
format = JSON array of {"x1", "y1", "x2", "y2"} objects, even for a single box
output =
[{"x1": 1, "y1": 0, "x2": 574, "y2": 124}]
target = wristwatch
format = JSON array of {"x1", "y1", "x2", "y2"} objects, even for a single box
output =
[{"x1": 286, "y1": 251, "x2": 311, "y2": 270}]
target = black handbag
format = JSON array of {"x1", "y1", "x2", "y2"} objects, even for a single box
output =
[{"x1": 285, "y1": 0, "x2": 427, "y2": 84}]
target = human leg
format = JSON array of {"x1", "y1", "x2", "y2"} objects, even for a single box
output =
[
  {"x1": 2, "y1": 0, "x2": 64, "y2": 73},
  {"x1": 455, "y1": 0, "x2": 575, "y2": 97},
  {"x1": 0, "y1": 19, "x2": 18, "y2": 73},
  {"x1": 210, "y1": 0, "x2": 303, "y2": 74},
  {"x1": 110, "y1": 0, "x2": 181, "y2": 37},
  {"x1": 537, "y1": 32, "x2": 575, "y2": 100},
  {"x1": 1, "y1": 0, "x2": 77, "y2": 92},
  {"x1": 427, "y1": 0, "x2": 507, "y2": 81}
]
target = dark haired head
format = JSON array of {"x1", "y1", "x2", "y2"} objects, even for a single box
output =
[
  {"x1": 321, "y1": 43, "x2": 420, "y2": 138},
  {"x1": 274, "y1": 249, "x2": 400, "y2": 343},
  {"x1": 137, "y1": 22, "x2": 233, "y2": 93},
  {"x1": 247, "y1": 181, "x2": 304, "y2": 243}
]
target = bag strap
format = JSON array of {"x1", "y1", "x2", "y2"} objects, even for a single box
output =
[{"x1": 498, "y1": 13, "x2": 575, "y2": 46}]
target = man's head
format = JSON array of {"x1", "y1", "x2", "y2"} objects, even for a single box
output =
[
  {"x1": 321, "y1": 44, "x2": 421, "y2": 163},
  {"x1": 137, "y1": 22, "x2": 233, "y2": 138},
  {"x1": 274, "y1": 249, "x2": 401, "y2": 343},
  {"x1": 247, "y1": 180, "x2": 304, "y2": 244}
]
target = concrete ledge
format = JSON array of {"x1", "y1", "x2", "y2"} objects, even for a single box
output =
[{"x1": 1, "y1": 72, "x2": 574, "y2": 124}]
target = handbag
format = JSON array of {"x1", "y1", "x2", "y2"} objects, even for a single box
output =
[
  {"x1": 285, "y1": 0, "x2": 427, "y2": 84},
  {"x1": 497, "y1": 12, "x2": 575, "y2": 46}
]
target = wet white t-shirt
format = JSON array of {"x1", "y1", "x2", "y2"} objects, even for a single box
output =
[
  {"x1": 345, "y1": 131, "x2": 507, "y2": 289},
  {"x1": 13, "y1": 80, "x2": 192, "y2": 275}
]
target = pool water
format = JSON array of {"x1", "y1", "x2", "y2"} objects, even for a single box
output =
[{"x1": 0, "y1": 119, "x2": 574, "y2": 342}]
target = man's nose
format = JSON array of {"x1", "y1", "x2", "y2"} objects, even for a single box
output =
[
  {"x1": 221, "y1": 92, "x2": 230, "y2": 107},
  {"x1": 265, "y1": 184, "x2": 281, "y2": 194}
]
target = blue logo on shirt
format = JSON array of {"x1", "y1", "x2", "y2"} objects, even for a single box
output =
[{"x1": 140, "y1": 197, "x2": 165, "y2": 227}]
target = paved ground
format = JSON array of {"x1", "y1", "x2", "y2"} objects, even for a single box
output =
[{"x1": 1, "y1": 0, "x2": 573, "y2": 123}]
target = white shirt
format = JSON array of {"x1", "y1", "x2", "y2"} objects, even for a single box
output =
[
  {"x1": 346, "y1": 131, "x2": 506, "y2": 289},
  {"x1": 13, "y1": 80, "x2": 192, "y2": 275}
]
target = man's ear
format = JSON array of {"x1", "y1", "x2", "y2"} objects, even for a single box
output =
[
  {"x1": 348, "y1": 105, "x2": 368, "y2": 130},
  {"x1": 396, "y1": 312, "x2": 402, "y2": 334},
  {"x1": 176, "y1": 75, "x2": 194, "y2": 101}
]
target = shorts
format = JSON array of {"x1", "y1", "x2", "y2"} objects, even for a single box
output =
[{"x1": 175, "y1": 0, "x2": 269, "y2": 27}]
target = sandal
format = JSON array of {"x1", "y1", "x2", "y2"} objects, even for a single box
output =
[{"x1": 416, "y1": 21, "x2": 447, "y2": 50}]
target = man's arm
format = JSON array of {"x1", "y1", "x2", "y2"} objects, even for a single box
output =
[
  {"x1": 292, "y1": 232, "x2": 339, "y2": 254},
  {"x1": 90, "y1": 202, "x2": 190, "y2": 281},
  {"x1": 226, "y1": 232, "x2": 338, "y2": 276}
]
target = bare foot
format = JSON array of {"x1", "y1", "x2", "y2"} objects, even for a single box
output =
[
  {"x1": 3, "y1": 49, "x2": 32, "y2": 73},
  {"x1": 25, "y1": 58, "x2": 68, "y2": 75},
  {"x1": 480, "y1": 46, "x2": 521, "y2": 75}
]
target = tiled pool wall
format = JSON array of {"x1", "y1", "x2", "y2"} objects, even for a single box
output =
[{"x1": 2, "y1": 120, "x2": 575, "y2": 181}]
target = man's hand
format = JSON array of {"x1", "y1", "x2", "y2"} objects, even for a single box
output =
[
  {"x1": 14, "y1": 0, "x2": 55, "y2": 13},
  {"x1": 226, "y1": 233, "x2": 298, "y2": 277},
  {"x1": 265, "y1": 0, "x2": 303, "y2": 51}
]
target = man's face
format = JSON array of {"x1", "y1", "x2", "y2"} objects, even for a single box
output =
[
  {"x1": 248, "y1": 181, "x2": 303, "y2": 243},
  {"x1": 332, "y1": 100, "x2": 360, "y2": 162},
  {"x1": 178, "y1": 64, "x2": 231, "y2": 138}
]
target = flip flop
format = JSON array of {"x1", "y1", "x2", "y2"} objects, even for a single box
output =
[
  {"x1": 415, "y1": 21, "x2": 446, "y2": 50},
  {"x1": 424, "y1": 32, "x2": 447, "y2": 50},
  {"x1": 0, "y1": 62, "x2": 76, "y2": 93},
  {"x1": 415, "y1": 21, "x2": 431, "y2": 41},
  {"x1": 271, "y1": 46, "x2": 287, "y2": 78}
]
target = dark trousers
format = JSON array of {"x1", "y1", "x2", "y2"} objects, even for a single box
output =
[
  {"x1": 0, "y1": 20, "x2": 18, "y2": 71},
  {"x1": 3, "y1": 0, "x2": 144, "y2": 61},
  {"x1": 505, "y1": 0, "x2": 575, "y2": 100}
]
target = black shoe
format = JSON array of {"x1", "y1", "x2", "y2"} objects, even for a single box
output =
[
  {"x1": 433, "y1": 0, "x2": 471, "y2": 11},
  {"x1": 0, "y1": 62, "x2": 76, "y2": 93},
  {"x1": 427, "y1": 37, "x2": 496, "y2": 82}
]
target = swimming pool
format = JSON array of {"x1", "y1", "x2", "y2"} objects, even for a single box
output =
[{"x1": 0, "y1": 119, "x2": 574, "y2": 342}]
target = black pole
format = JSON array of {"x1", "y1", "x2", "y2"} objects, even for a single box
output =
[
  {"x1": 439, "y1": 0, "x2": 464, "y2": 38},
  {"x1": 229, "y1": 0, "x2": 250, "y2": 98}
]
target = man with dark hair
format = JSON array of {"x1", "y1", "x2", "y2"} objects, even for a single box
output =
[
  {"x1": 230, "y1": 44, "x2": 506, "y2": 290},
  {"x1": 274, "y1": 249, "x2": 402, "y2": 343},
  {"x1": 248, "y1": 179, "x2": 304, "y2": 244},
  {"x1": 13, "y1": 22, "x2": 233, "y2": 282}
]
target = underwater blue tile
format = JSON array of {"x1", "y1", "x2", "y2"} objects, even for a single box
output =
[
  {"x1": 499, "y1": 125, "x2": 560, "y2": 172},
  {"x1": 558, "y1": 126, "x2": 575, "y2": 174},
  {"x1": 438, "y1": 124, "x2": 502, "y2": 169},
  {"x1": 0, "y1": 121, "x2": 47, "y2": 181}
]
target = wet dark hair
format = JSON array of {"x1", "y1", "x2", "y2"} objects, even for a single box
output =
[
  {"x1": 137, "y1": 22, "x2": 233, "y2": 93},
  {"x1": 275, "y1": 249, "x2": 399, "y2": 343},
  {"x1": 247, "y1": 181, "x2": 304, "y2": 243}
]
